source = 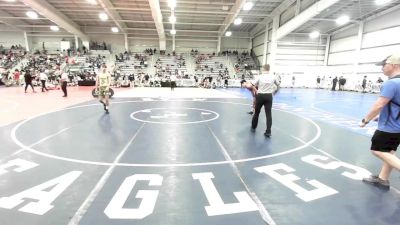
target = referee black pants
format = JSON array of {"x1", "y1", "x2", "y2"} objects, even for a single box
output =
[
  {"x1": 252, "y1": 93, "x2": 273, "y2": 132},
  {"x1": 41, "y1": 80, "x2": 47, "y2": 91},
  {"x1": 25, "y1": 82, "x2": 34, "y2": 92},
  {"x1": 171, "y1": 81, "x2": 176, "y2": 90},
  {"x1": 61, "y1": 81, "x2": 67, "y2": 96}
]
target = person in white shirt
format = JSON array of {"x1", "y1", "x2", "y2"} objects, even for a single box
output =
[
  {"x1": 170, "y1": 74, "x2": 177, "y2": 91},
  {"x1": 60, "y1": 71, "x2": 68, "y2": 97},
  {"x1": 96, "y1": 64, "x2": 112, "y2": 113},
  {"x1": 251, "y1": 64, "x2": 280, "y2": 137},
  {"x1": 39, "y1": 70, "x2": 48, "y2": 92}
]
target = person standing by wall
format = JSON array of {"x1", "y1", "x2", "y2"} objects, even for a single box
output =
[
  {"x1": 377, "y1": 76, "x2": 384, "y2": 91},
  {"x1": 251, "y1": 64, "x2": 280, "y2": 137},
  {"x1": 96, "y1": 64, "x2": 112, "y2": 113},
  {"x1": 332, "y1": 76, "x2": 338, "y2": 91},
  {"x1": 291, "y1": 75, "x2": 295, "y2": 88},
  {"x1": 362, "y1": 75, "x2": 367, "y2": 93},
  {"x1": 316, "y1": 76, "x2": 321, "y2": 89},
  {"x1": 339, "y1": 76, "x2": 346, "y2": 91},
  {"x1": 360, "y1": 54, "x2": 400, "y2": 190}
]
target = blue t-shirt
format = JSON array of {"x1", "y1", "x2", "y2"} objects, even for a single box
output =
[{"x1": 378, "y1": 75, "x2": 400, "y2": 133}]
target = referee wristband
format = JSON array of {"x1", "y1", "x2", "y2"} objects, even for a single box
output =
[{"x1": 362, "y1": 118, "x2": 369, "y2": 124}]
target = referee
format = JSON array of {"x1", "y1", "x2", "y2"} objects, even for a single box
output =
[
  {"x1": 251, "y1": 64, "x2": 280, "y2": 137},
  {"x1": 61, "y1": 70, "x2": 68, "y2": 97},
  {"x1": 170, "y1": 74, "x2": 177, "y2": 91}
]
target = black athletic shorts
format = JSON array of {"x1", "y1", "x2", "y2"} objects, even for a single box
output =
[{"x1": 371, "y1": 130, "x2": 400, "y2": 152}]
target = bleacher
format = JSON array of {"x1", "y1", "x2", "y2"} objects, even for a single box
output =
[
  {"x1": 194, "y1": 55, "x2": 229, "y2": 78},
  {"x1": 155, "y1": 54, "x2": 188, "y2": 78},
  {"x1": 67, "y1": 55, "x2": 111, "y2": 86},
  {"x1": 0, "y1": 48, "x2": 258, "y2": 89},
  {"x1": 115, "y1": 53, "x2": 149, "y2": 76},
  {"x1": 0, "y1": 50, "x2": 25, "y2": 70},
  {"x1": 230, "y1": 54, "x2": 257, "y2": 79},
  {"x1": 68, "y1": 56, "x2": 95, "y2": 74}
]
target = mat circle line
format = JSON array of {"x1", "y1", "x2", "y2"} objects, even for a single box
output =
[{"x1": 11, "y1": 99, "x2": 321, "y2": 167}]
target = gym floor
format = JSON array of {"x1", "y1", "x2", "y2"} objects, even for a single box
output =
[{"x1": 0, "y1": 86, "x2": 399, "y2": 225}]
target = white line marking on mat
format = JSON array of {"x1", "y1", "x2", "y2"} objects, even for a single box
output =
[{"x1": 67, "y1": 123, "x2": 145, "y2": 225}]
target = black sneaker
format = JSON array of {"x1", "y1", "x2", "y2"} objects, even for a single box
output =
[
  {"x1": 248, "y1": 111, "x2": 254, "y2": 115},
  {"x1": 105, "y1": 109, "x2": 109, "y2": 114},
  {"x1": 362, "y1": 175, "x2": 390, "y2": 190},
  {"x1": 264, "y1": 132, "x2": 271, "y2": 138},
  {"x1": 250, "y1": 128, "x2": 256, "y2": 132}
]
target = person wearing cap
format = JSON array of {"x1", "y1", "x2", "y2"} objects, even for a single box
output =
[
  {"x1": 250, "y1": 64, "x2": 280, "y2": 137},
  {"x1": 360, "y1": 54, "x2": 400, "y2": 190},
  {"x1": 96, "y1": 63, "x2": 111, "y2": 113}
]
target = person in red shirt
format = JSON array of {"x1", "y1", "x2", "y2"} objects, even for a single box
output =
[{"x1": 14, "y1": 69, "x2": 20, "y2": 85}]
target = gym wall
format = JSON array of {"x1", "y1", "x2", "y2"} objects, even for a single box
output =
[
  {"x1": 329, "y1": 6, "x2": 400, "y2": 67},
  {"x1": 0, "y1": 31, "x2": 25, "y2": 49}
]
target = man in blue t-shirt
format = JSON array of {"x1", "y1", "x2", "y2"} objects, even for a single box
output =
[{"x1": 360, "y1": 54, "x2": 400, "y2": 190}]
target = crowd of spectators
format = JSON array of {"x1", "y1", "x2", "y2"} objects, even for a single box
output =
[
  {"x1": 0, "y1": 52, "x2": 66, "y2": 88},
  {"x1": 144, "y1": 48, "x2": 157, "y2": 55},
  {"x1": 222, "y1": 50, "x2": 250, "y2": 56},
  {"x1": 0, "y1": 47, "x2": 253, "y2": 90},
  {"x1": 155, "y1": 54, "x2": 186, "y2": 78},
  {"x1": 90, "y1": 41, "x2": 109, "y2": 51},
  {"x1": 0, "y1": 47, "x2": 28, "y2": 86}
]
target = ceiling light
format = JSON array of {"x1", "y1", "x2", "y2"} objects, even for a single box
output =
[
  {"x1": 168, "y1": 0, "x2": 177, "y2": 9},
  {"x1": 243, "y1": 2, "x2": 254, "y2": 11},
  {"x1": 336, "y1": 15, "x2": 350, "y2": 25},
  {"x1": 26, "y1": 11, "x2": 38, "y2": 19},
  {"x1": 170, "y1": 29, "x2": 176, "y2": 35},
  {"x1": 225, "y1": 31, "x2": 232, "y2": 37},
  {"x1": 86, "y1": 0, "x2": 97, "y2": 5},
  {"x1": 375, "y1": 0, "x2": 392, "y2": 5},
  {"x1": 4, "y1": 0, "x2": 17, "y2": 2},
  {"x1": 234, "y1": 18, "x2": 242, "y2": 25},
  {"x1": 50, "y1": 26, "x2": 59, "y2": 32},
  {"x1": 99, "y1": 12, "x2": 108, "y2": 21},
  {"x1": 169, "y1": 15, "x2": 176, "y2": 24},
  {"x1": 222, "y1": 5, "x2": 229, "y2": 11},
  {"x1": 111, "y1": 27, "x2": 119, "y2": 33},
  {"x1": 309, "y1": 31, "x2": 320, "y2": 39}
]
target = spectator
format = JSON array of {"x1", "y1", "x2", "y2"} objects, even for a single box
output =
[
  {"x1": 362, "y1": 76, "x2": 367, "y2": 93},
  {"x1": 332, "y1": 76, "x2": 338, "y2": 91}
]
